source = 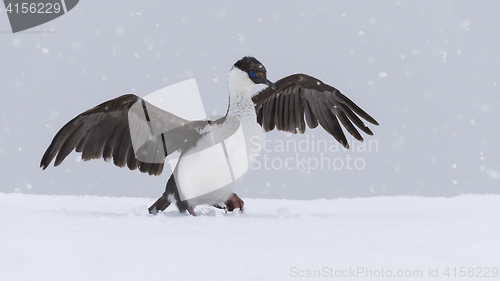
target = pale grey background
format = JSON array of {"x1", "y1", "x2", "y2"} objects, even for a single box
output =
[{"x1": 1, "y1": 0, "x2": 498, "y2": 199}]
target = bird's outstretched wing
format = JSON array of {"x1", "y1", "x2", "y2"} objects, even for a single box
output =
[
  {"x1": 40, "y1": 94, "x2": 204, "y2": 176},
  {"x1": 252, "y1": 74, "x2": 379, "y2": 148}
]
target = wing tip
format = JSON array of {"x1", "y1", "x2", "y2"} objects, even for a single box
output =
[
  {"x1": 40, "y1": 156, "x2": 51, "y2": 170},
  {"x1": 339, "y1": 140, "x2": 350, "y2": 149}
]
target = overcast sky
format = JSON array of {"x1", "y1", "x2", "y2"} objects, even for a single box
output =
[{"x1": 1, "y1": 1, "x2": 499, "y2": 199}]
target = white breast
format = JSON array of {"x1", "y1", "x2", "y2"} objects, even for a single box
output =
[{"x1": 173, "y1": 68, "x2": 265, "y2": 207}]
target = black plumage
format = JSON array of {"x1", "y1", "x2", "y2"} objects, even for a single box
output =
[
  {"x1": 40, "y1": 57, "x2": 379, "y2": 215},
  {"x1": 40, "y1": 94, "x2": 205, "y2": 176},
  {"x1": 253, "y1": 74, "x2": 379, "y2": 148}
]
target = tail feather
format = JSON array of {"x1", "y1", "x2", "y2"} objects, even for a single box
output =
[{"x1": 148, "y1": 195, "x2": 171, "y2": 214}]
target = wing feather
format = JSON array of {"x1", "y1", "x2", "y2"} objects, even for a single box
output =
[
  {"x1": 283, "y1": 92, "x2": 290, "y2": 131},
  {"x1": 40, "y1": 94, "x2": 200, "y2": 176},
  {"x1": 253, "y1": 74, "x2": 378, "y2": 148}
]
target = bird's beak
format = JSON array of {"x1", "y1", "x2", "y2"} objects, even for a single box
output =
[{"x1": 263, "y1": 78, "x2": 276, "y2": 91}]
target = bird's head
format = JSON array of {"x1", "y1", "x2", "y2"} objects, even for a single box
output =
[{"x1": 230, "y1": 56, "x2": 276, "y2": 92}]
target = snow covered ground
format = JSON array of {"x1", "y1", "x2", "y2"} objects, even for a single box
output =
[{"x1": 1, "y1": 193, "x2": 499, "y2": 280}]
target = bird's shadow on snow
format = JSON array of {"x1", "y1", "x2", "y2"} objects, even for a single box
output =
[
  {"x1": 158, "y1": 206, "x2": 328, "y2": 220},
  {"x1": 50, "y1": 205, "x2": 331, "y2": 220}
]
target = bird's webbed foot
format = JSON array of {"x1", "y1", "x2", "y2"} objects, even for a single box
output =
[{"x1": 213, "y1": 193, "x2": 244, "y2": 213}]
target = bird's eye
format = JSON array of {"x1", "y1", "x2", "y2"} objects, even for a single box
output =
[{"x1": 249, "y1": 71, "x2": 256, "y2": 77}]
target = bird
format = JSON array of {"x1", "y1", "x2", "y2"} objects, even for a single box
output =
[{"x1": 40, "y1": 56, "x2": 379, "y2": 216}]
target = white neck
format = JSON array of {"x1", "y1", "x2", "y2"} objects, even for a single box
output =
[
  {"x1": 227, "y1": 68, "x2": 256, "y2": 119},
  {"x1": 226, "y1": 67, "x2": 266, "y2": 168}
]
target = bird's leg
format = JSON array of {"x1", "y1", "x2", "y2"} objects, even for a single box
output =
[
  {"x1": 212, "y1": 193, "x2": 244, "y2": 212},
  {"x1": 187, "y1": 207, "x2": 197, "y2": 216},
  {"x1": 227, "y1": 193, "x2": 244, "y2": 212}
]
